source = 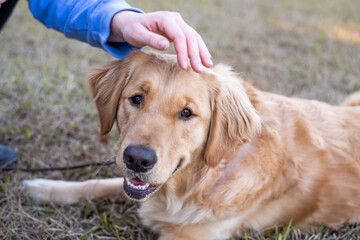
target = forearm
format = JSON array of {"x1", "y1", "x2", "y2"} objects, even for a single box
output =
[{"x1": 28, "y1": 0, "x2": 143, "y2": 58}]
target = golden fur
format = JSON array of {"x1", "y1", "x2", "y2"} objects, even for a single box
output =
[{"x1": 22, "y1": 51, "x2": 360, "y2": 240}]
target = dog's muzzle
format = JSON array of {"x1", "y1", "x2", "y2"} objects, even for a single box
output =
[{"x1": 122, "y1": 145, "x2": 158, "y2": 200}]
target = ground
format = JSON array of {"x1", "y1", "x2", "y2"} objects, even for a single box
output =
[{"x1": 1, "y1": 0, "x2": 360, "y2": 239}]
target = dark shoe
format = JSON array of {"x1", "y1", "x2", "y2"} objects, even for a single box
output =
[{"x1": 0, "y1": 145, "x2": 18, "y2": 168}]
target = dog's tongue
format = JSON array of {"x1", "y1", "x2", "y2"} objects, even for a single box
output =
[{"x1": 129, "y1": 177, "x2": 146, "y2": 186}]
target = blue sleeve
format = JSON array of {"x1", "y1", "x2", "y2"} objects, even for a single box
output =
[{"x1": 28, "y1": 0, "x2": 144, "y2": 59}]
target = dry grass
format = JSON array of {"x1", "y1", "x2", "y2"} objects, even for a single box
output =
[{"x1": 1, "y1": 0, "x2": 360, "y2": 239}]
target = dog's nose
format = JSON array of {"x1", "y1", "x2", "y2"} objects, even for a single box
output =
[{"x1": 123, "y1": 145, "x2": 157, "y2": 173}]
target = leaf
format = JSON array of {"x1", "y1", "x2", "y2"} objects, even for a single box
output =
[
  {"x1": 80, "y1": 225, "x2": 102, "y2": 239},
  {"x1": 103, "y1": 212, "x2": 109, "y2": 229},
  {"x1": 26, "y1": 129, "x2": 32, "y2": 140}
]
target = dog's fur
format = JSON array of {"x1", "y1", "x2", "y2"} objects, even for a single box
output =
[{"x1": 22, "y1": 51, "x2": 360, "y2": 240}]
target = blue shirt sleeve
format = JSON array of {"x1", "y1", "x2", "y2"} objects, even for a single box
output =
[{"x1": 28, "y1": 0, "x2": 144, "y2": 59}]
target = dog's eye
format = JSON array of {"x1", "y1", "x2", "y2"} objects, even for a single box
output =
[
  {"x1": 129, "y1": 95, "x2": 143, "y2": 106},
  {"x1": 179, "y1": 108, "x2": 193, "y2": 120}
]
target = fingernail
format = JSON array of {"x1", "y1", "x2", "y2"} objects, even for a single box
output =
[
  {"x1": 158, "y1": 40, "x2": 167, "y2": 49},
  {"x1": 183, "y1": 60, "x2": 188, "y2": 70}
]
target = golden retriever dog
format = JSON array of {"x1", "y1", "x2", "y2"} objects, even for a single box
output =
[{"x1": 22, "y1": 51, "x2": 360, "y2": 240}]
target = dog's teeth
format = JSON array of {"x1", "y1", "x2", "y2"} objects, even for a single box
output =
[{"x1": 126, "y1": 179, "x2": 150, "y2": 191}]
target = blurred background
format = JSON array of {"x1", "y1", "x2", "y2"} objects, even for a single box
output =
[{"x1": 1, "y1": 0, "x2": 359, "y2": 239}]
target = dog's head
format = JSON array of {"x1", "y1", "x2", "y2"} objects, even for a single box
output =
[{"x1": 89, "y1": 51, "x2": 261, "y2": 201}]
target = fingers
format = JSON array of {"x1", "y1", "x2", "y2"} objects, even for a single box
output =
[
  {"x1": 153, "y1": 12, "x2": 189, "y2": 70},
  {"x1": 110, "y1": 11, "x2": 171, "y2": 50},
  {"x1": 136, "y1": 26, "x2": 171, "y2": 50},
  {"x1": 172, "y1": 29, "x2": 189, "y2": 70},
  {"x1": 197, "y1": 34, "x2": 213, "y2": 68},
  {"x1": 181, "y1": 25, "x2": 202, "y2": 72},
  {"x1": 149, "y1": 11, "x2": 212, "y2": 72},
  {"x1": 111, "y1": 10, "x2": 212, "y2": 72},
  {"x1": 173, "y1": 14, "x2": 212, "y2": 72}
]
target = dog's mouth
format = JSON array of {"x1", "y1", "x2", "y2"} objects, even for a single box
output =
[{"x1": 123, "y1": 177, "x2": 158, "y2": 200}]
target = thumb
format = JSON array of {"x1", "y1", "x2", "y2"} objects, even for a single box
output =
[{"x1": 138, "y1": 28, "x2": 170, "y2": 50}]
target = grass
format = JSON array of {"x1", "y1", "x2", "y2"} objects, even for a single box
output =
[{"x1": 1, "y1": 0, "x2": 360, "y2": 239}]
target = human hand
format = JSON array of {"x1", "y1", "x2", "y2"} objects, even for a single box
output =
[{"x1": 108, "y1": 11, "x2": 212, "y2": 73}]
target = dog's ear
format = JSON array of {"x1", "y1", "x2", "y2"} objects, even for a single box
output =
[
  {"x1": 89, "y1": 60, "x2": 131, "y2": 136},
  {"x1": 204, "y1": 65, "x2": 261, "y2": 167}
]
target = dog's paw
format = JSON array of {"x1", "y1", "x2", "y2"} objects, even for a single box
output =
[
  {"x1": 20, "y1": 179, "x2": 81, "y2": 204},
  {"x1": 20, "y1": 179, "x2": 54, "y2": 203}
]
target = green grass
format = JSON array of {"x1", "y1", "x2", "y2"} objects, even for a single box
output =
[{"x1": 1, "y1": 0, "x2": 360, "y2": 239}]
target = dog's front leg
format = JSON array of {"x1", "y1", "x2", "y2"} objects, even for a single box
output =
[{"x1": 20, "y1": 178, "x2": 124, "y2": 204}]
